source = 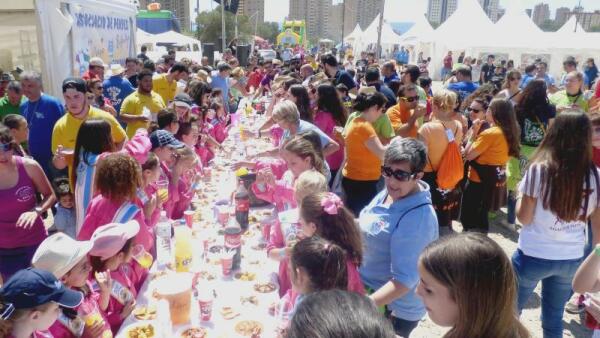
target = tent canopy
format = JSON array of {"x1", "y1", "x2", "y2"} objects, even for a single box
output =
[
  {"x1": 433, "y1": 0, "x2": 494, "y2": 48},
  {"x1": 491, "y1": 4, "x2": 546, "y2": 48},
  {"x1": 360, "y1": 14, "x2": 401, "y2": 45},
  {"x1": 556, "y1": 16, "x2": 586, "y2": 35},
  {"x1": 344, "y1": 23, "x2": 363, "y2": 42},
  {"x1": 397, "y1": 13, "x2": 434, "y2": 46}
]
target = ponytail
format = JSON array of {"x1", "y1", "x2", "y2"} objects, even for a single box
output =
[
  {"x1": 284, "y1": 134, "x2": 328, "y2": 178},
  {"x1": 291, "y1": 237, "x2": 348, "y2": 292}
]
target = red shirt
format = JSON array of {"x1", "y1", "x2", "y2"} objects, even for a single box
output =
[
  {"x1": 246, "y1": 70, "x2": 264, "y2": 92},
  {"x1": 81, "y1": 70, "x2": 101, "y2": 81}
]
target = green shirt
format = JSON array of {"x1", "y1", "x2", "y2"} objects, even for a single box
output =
[
  {"x1": 549, "y1": 90, "x2": 589, "y2": 113},
  {"x1": 345, "y1": 111, "x2": 395, "y2": 139},
  {"x1": 0, "y1": 96, "x2": 24, "y2": 120}
]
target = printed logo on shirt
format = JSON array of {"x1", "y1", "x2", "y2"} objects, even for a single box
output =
[
  {"x1": 15, "y1": 186, "x2": 35, "y2": 203},
  {"x1": 34, "y1": 112, "x2": 44, "y2": 119},
  {"x1": 57, "y1": 312, "x2": 85, "y2": 336},
  {"x1": 107, "y1": 86, "x2": 123, "y2": 106}
]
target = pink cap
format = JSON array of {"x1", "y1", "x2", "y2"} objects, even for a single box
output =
[
  {"x1": 90, "y1": 221, "x2": 140, "y2": 260},
  {"x1": 122, "y1": 129, "x2": 151, "y2": 165}
]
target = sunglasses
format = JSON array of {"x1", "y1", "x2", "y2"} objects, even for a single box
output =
[
  {"x1": 381, "y1": 166, "x2": 417, "y2": 182},
  {"x1": 0, "y1": 143, "x2": 12, "y2": 152},
  {"x1": 401, "y1": 96, "x2": 418, "y2": 103},
  {"x1": 467, "y1": 107, "x2": 482, "y2": 113},
  {"x1": 510, "y1": 77, "x2": 521, "y2": 81}
]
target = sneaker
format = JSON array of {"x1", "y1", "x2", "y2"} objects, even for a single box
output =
[{"x1": 565, "y1": 296, "x2": 585, "y2": 314}]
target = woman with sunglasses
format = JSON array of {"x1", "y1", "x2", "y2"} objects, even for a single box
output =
[
  {"x1": 496, "y1": 70, "x2": 522, "y2": 105},
  {"x1": 506, "y1": 79, "x2": 556, "y2": 228},
  {"x1": 0, "y1": 124, "x2": 55, "y2": 280},
  {"x1": 86, "y1": 78, "x2": 117, "y2": 117},
  {"x1": 461, "y1": 99, "x2": 520, "y2": 234},
  {"x1": 358, "y1": 137, "x2": 438, "y2": 337}
]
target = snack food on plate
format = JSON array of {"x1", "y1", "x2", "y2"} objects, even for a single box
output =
[
  {"x1": 180, "y1": 327, "x2": 208, "y2": 338},
  {"x1": 133, "y1": 305, "x2": 157, "y2": 320},
  {"x1": 240, "y1": 295, "x2": 259, "y2": 306},
  {"x1": 220, "y1": 306, "x2": 240, "y2": 320},
  {"x1": 127, "y1": 323, "x2": 155, "y2": 338},
  {"x1": 235, "y1": 272, "x2": 256, "y2": 281},
  {"x1": 253, "y1": 282, "x2": 276, "y2": 293},
  {"x1": 235, "y1": 320, "x2": 263, "y2": 336}
]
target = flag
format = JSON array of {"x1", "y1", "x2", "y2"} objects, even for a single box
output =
[{"x1": 213, "y1": 0, "x2": 240, "y2": 14}]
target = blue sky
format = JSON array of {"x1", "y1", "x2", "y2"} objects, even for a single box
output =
[{"x1": 195, "y1": 0, "x2": 599, "y2": 23}]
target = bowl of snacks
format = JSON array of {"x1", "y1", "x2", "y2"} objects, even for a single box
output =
[
  {"x1": 176, "y1": 325, "x2": 211, "y2": 338},
  {"x1": 122, "y1": 322, "x2": 155, "y2": 338}
]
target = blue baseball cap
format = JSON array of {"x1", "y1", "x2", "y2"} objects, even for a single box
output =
[
  {"x1": 149, "y1": 129, "x2": 185, "y2": 150},
  {"x1": 0, "y1": 268, "x2": 83, "y2": 316}
]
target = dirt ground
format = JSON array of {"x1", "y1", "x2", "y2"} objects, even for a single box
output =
[{"x1": 410, "y1": 211, "x2": 592, "y2": 338}]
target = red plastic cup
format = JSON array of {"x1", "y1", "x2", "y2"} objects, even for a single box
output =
[
  {"x1": 217, "y1": 207, "x2": 230, "y2": 226},
  {"x1": 184, "y1": 210, "x2": 194, "y2": 228},
  {"x1": 260, "y1": 219, "x2": 273, "y2": 242},
  {"x1": 198, "y1": 297, "x2": 213, "y2": 321},
  {"x1": 585, "y1": 311, "x2": 600, "y2": 329},
  {"x1": 220, "y1": 256, "x2": 233, "y2": 276}
]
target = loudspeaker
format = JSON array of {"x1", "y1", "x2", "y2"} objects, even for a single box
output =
[
  {"x1": 236, "y1": 45, "x2": 251, "y2": 67},
  {"x1": 202, "y1": 43, "x2": 215, "y2": 65}
]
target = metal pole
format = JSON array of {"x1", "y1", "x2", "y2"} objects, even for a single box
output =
[
  {"x1": 376, "y1": 0, "x2": 385, "y2": 60},
  {"x1": 341, "y1": 0, "x2": 345, "y2": 49},
  {"x1": 235, "y1": 13, "x2": 239, "y2": 39},
  {"x1": 221, "y1": 2, "x2": 226, "y2": 52},
  {"x1": 574, "y1": 0, "x2": 582, "y2": 32}
]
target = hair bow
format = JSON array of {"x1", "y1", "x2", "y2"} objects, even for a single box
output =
[{"x1": 321, "y1": 193, "x2": 343, "y2": 215}]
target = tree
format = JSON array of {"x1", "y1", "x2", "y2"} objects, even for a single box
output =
[
  {"x1": 196, "y1": 6, "x2": 281, "y2": 47},
  {"x1": 590, "y1": 26, "x2": 600, "y2": 32},
  {"x1": 538, "y1": 19, "x2": 560, "y2": 32}
]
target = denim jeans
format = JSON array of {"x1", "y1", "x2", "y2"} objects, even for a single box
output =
[
  {"x1": 390, "y1": 316, "x2": 419, "y2": 338},
  {"x1": 512, "y1": 249, "x2": 583, "y2": 338}
]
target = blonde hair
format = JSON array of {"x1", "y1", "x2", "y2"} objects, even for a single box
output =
[
  {"x1": 294, "y1": 170, "x2": 329, "y2": 205},
  {"x1": 231, "y1": 67, "x2": 245, "y2": 79},
  {"x1": 432, "y1": 89, "x2": 457, "y2": 113},
  {"x1": 0, "y1": 302, "x2": 55, "y2": 337},
  {"x1": 273, "y1": 100, "x2": 300, "y2": 125}
]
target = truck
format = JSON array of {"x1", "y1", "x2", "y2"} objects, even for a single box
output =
[{"x1": 0, "y1": 0, "x2": 137, "y2": 99}]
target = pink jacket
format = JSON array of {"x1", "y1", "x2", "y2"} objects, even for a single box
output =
[
  {"x1": 48, "y1": 281, "x2": 110, "y2": 338},
  {"x1": 104, "y1": 263, "x2": 137, "y2": 333},
  {"x1": 254, "y1": 157, "x2": 288, "y2": 180},
  {"x1": 169, "y1": 171, "x2": 195, "y2": 220},
  {"x1": 207, "y1": 118, "x2": 228, "y2": 143},
  {"x1": 78, "y1": 195, "x2": 153, "y2": 252},
  {"x1": 251, "y1": 171, "x2": 297, "y2": 212},
  {"x1": 270, "y1": 126, "x2": 284, "y2": 147}
]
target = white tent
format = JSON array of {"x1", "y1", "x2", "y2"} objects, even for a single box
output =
[
  {"x1": 556, "y1": 16, "x2": 586, "y2": 35},
  {"x1": 397, "y1": 13, "x2": 434, "y2": 46},
  {"x1": 433, "y1": 0, "x2": 494, "y2": 49},
  {"x1": 344, "y1": 24, "x2": 363, "y2": 42},
  {"x1": 137, "y1": 29, "x2": 203, "y2": 62},
  {"x1": 360, "y1": 14, "x2": 401, "y2": 45},
  {"x1": 491, "y1": 5, "x2": 545, "y2": 48}
]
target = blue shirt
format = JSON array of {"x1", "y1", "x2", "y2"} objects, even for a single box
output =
[
  {"x1": 359, "y1": 183, "x2": 438, "y2": 321},
  {"x1": 521, "y1": 74, "x2": 554, "y2": 89},
  {"x1": 447, "y1": 81, "x2": 479, "y2": 103},
  {"x1": 383, "y1": 72, "x2": 400, "y2": 85},
  {"x1": 334, "y1": 70, "x2": 356, "y2": 91},
  {"x1": 20, "y1": 94, "x2": 65, "y2": 175},
  {"x1": 210, "y1": 72, "x2": 230, "y2": 110},
  {"x1": 103, "y1": 76, "x2": 135, "y2": 112},
  {"x1": 54, "y1": 203, "x2": 76, "y2": 239},
  {"x1": 282, "y1": 120, "x2": 331, "y2": 149},
  {"x1": 372, "y1": 83, "x2": 397, "y2": 108},
  {"x1": 395, "y1": 50, "x2": 409, "y2": 64}
]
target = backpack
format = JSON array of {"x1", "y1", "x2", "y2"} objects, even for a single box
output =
[{"x1": 435, "y1": 125, "x2": 464, "y2": 190}]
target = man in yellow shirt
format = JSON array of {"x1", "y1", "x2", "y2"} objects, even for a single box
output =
[
  {"x1": 120, "y1": 70, "x2": 166, "y2": 138},
  {"x1": 51, "y1": 77, "x2": 127, "y2": 181},
  {"x1": 152, "y1": 62, "x2": 189, "y2": 104}
]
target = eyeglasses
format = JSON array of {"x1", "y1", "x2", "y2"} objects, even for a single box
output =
[
  {"x1": 467, "y1": 107, "x2": 482, "y2": 113},
  {"x1": 0, "y1": 143, "x2": 12, "y2": 152},
  {"x1": 401, "y1": 96, "x2": 418, "y2": 103},
  {"x1": 381, "y1": 166, "x2": 417, "y2": 182},
  {"x1": 96, "y1": 86, "x2": 103, "y2": 90},
  {"x1": 86, "y1": 94, "x2": 95, "y2": 100}
]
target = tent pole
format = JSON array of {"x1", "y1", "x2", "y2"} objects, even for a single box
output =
[
  {"x1": 376, "y1": 0, "x2": 385, "y2": 59},
  {"x1": 221, "y1": 1, "x2": 227, "y2": 53},
  {"x1": 574, "y1": 0, "x2": 582, "y2": 33}
]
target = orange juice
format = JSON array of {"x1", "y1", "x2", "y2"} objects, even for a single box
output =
[
  {"x1": 134, "y1": 251, "x2": 153, "y2": 269},
  {"x1": 174, "y1": 226, "x2": 193, "y2": 272},
  {"x1": 158, "y1": 188, "x2": 169, "y2": 202},
  {"x1": 84, "y1": 312, "x2": 113, "y2": 338}
]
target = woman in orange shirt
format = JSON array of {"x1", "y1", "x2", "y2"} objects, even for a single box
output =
[
  {"x1": 461, "y1": 99, "x2": 520, "y2": 233},
  {"x1": 418, "y1": 90, "x2": 464, "y2": 234},
  {"x1": 342, "y1": 89, "x2": 388, "y2": 216}
]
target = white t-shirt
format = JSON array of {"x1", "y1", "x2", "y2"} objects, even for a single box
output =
[{"x1": 518, "y1": 163, "x2": 600, "y2": 260}]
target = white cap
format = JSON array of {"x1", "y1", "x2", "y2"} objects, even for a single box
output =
[
  {"x1": 89, "y1": 57, "x2": 105, "y2": 67},
  {"x1": 32, "y1": 233, "x2": 93, "y2": 279}
]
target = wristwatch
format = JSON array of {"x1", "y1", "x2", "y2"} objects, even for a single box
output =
[{"x1": 34, "y1": 206, "x2": 43, "y2": 215}]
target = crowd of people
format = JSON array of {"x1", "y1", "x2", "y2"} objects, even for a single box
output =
[{"x1": 0, "y1": 42, "x2": 599, "y2": 338}]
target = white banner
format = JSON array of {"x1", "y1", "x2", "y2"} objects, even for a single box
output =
[{"x1": 71, "y1": 5, "x2": 133, "y2": 76}]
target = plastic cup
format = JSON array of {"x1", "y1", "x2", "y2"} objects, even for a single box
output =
[
  {"x1": 156, "y1": 180, "x2": 169, "y2": 203},
  {"x1": 217, "y1": 205, "x2": 230, "y2": 226},
  {"x1": 80, "y1": 301, "x2": 112, "y2": 338},
  {"x1": 184, "y1": 210, "x2": 194, "y2": 228},
  {"x1": 220, "y1": 251, "x2": 235, "y2": 277},
  {"x1": 155, "y1": 273, "x2": 193, "y2": 325},
  {"x1": 132, "y1": 244, "x2": 153, "y2": 269},
  {"x1": 197, "y1": 288, "x2": 214, "y2": 322}
]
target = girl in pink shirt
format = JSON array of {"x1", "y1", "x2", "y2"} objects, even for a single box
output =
[
  {"x1": 314, "y1": 84, "x2": 347, "y2": 182},
  {"x1": 78, "y1": 153, "x2": 153, "y2": 253},
  {"x1": 206, "y1": 102, "x2": 229, "y2": 144},
  {"x1": 166, "y1": 147, "x2": 199, "y2": 220},
  {"x1": 298, "y1": 192, "x2": 365, "y2": 295},
  {"x1": 138, "y1": 153, "x2": 162, "y2": 230},
  {"x1": 89, "y1": 221, "x2": 140, "y2": 333}
]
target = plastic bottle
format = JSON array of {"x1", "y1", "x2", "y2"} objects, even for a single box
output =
[
  {"x1": 156, "y1": 211, "x2": 172, "y2": 269},
  {"x1": 224, "y1": 218, "x2": 242, "y2": 271},
  {"x1": 234, "y1": 180, "x2": 250, "y2": 232},
  {"x1": 174, "y1": 223, "x2": 193, "y2": 272}
]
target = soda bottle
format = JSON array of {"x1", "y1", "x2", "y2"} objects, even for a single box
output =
[
  {"x1": 224, "y1": 218, "x2": 242, "y2": 271},
  {"x1": 174, "y1": 224, "x2": 193, "y2": 272},
  {"x1": 155, "y1": 211, "x2": 172, "y2": 269},
  {"x1": 234, "y1": 180, "x2": 250, "y2": 232}
]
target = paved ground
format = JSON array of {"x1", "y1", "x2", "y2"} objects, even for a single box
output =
[{"x1": 410, "y1": 210, "x2": 592, "y2": 338}]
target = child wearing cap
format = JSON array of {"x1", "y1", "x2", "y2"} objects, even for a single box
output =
[
  {"x1": 52, "y1": 178, "x2": 76, "y2": 239},
  {"x1": 88, "y1": 221, "x2": 140, "y2": 333},
  {"x1": 31, "y1": 233, "x2": 111, "y2": 338},
  {"x1": 0, "y1": 268, "x2": 83, "y2": 338}
]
